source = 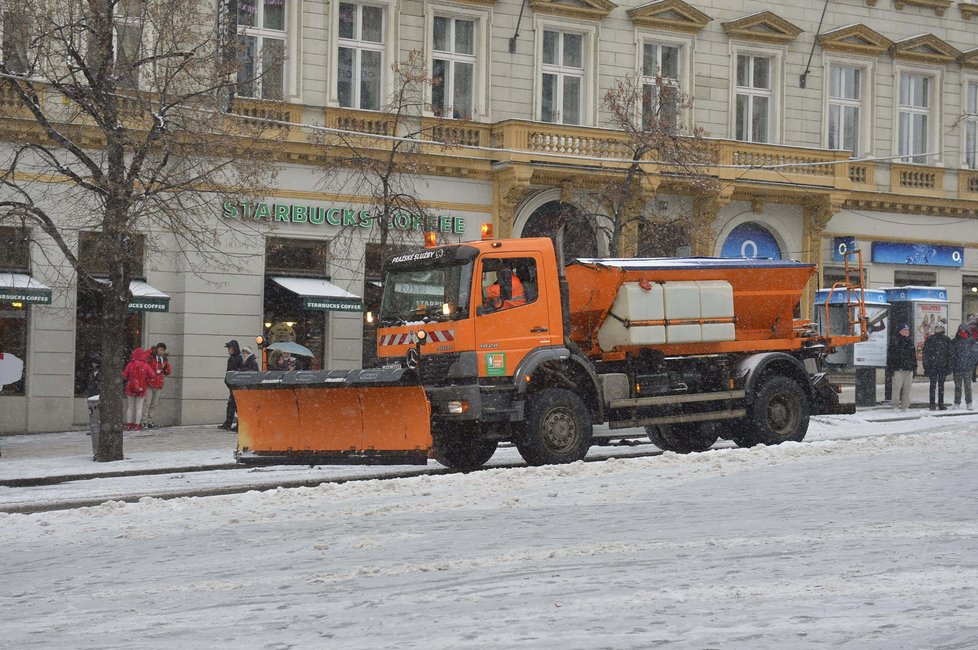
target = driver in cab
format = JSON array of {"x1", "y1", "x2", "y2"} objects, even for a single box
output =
[{"x1": 484, "y1": 268, "x2": 526, "y2": 312}]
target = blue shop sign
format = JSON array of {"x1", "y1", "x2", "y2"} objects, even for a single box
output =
[
  {"x1": 871, "y1": 241, "x2": 963, "y2": 267},
  {"x1": 832, "y1": 237, "x2": 858, "y2": 262},
  {"x1": 814, "y1": 289, "x2": 889, "y2": 306},
  {"x1": 720, "y1": 222, "x2": 782, "y2": 260},
  {"x1": 882, "y1": 286, "x2": 948, "y2": 302}
]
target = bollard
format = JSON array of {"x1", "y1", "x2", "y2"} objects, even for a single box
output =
[{"x1": 88, "y1": 395, "x2": 100, "y2": 457}]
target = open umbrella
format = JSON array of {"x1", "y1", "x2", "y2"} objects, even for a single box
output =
[{"x1": 266, "y1": 341, "x2": 314, "y2": 357}]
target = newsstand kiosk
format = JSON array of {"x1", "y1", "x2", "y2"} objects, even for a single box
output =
[
  {"x1": 815, "y1": 289, "x2": 890, "y2": 407},
  {"x1": 881, "y1": 286, "x2": 950, "y2": 400}
]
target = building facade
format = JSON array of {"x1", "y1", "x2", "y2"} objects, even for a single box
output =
[{"x1": 2, "y1": 0, "x2": 978, "y2": 432}]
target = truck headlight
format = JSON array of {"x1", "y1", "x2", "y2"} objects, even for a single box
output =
[{"x1": 447, "y1": 401, "x2": 469, "y2": 414}]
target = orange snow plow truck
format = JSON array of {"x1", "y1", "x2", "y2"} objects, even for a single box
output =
[{"x1": 232, "y1": 237, "x2": 866, "y2": 469}]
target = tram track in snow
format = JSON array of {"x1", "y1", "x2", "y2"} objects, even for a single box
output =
[{"x1": 5, "y1": 410, "x2": 977, "y2": 515}]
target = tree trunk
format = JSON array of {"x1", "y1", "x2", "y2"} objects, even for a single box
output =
[{"x1": 95, "y1": 279, "x2": 129, "y2": 462}]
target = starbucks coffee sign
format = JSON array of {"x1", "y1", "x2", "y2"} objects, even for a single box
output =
[{"x1": 221, "y1": 201, "x2": 466, "y2": 234}]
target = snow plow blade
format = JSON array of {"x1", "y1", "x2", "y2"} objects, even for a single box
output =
[{"x1": 229, "y1": 368, "x2": 432, "y2": 465}]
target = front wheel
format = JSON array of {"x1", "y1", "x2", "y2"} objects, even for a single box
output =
[
  {"x1": 515, "y1": 388, "x2": 592, "y2": 466},
  {"x1": 431, "y1": 425, "x2": 498, "y2": 471},
  {"x1": 743, "y1": 376, "x2": 810, "y2": 446}
]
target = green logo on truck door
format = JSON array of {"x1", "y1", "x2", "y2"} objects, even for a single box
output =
[{"x1": 485, "y1": 352, "x2": 507, "y2": 376}]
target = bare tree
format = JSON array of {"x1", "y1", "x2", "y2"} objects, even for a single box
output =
[
  {"x1": 570, "y1": 74, "x2": 718, "y2": 258},
  {"x1": 0, "y1": 0, "x2": 275, "y2": 460},
  {"x1": 312, "y1": 50, "x2": 466, "y2": 365}
]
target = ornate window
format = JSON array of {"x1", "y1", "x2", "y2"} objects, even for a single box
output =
[
  {"x1": 337, "y1": 2, "x2": 385, "y2": 110},
  {"x1": 641, "y1": 41, "x2": 681, "y2": 131},
  {"x1": 236, "y1": 0, "x2": 287, "y2": 100},
  {"x1": 0, "y1": 4, "x2": 30, "y2": 75},
  {"x1": 827, "y1": 64, "x2": 864, "y2": 156},
  {"x1": 965, "y1": 79, "x2": 978, "y2": 169},
  {"x1": 432, "y1": 16, "x2": 476, "y2": 119},
  {"x1": 735, "y1": 53, "x2": 772, "y2": 143},
  {"x1": 897, "y1": 71, "x2": 934, "y2": 164},
  {"x1": 540, "y1": 29, "x2": 585, "y2": 125}
]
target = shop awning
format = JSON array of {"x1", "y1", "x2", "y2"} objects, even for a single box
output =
[
  {"x1": 128, "y1": 280, "x2": 170, "y2": 312},
  {"x1": 271, "y1": 276, "x2": 363, "y2": 312},
  {"x1": 95, "y1": 278, "x2": 171, "y2": 312},
  {"x1": 0, "y1": 273, "x2": 52, "y2": 305}
]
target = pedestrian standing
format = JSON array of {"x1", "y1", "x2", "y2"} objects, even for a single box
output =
[
  {"x1": 887, "y1": 323, "x2": 916, "y2": 411},
  {"x1": 122, "y1": 348, "x2": 154, "y2": 431},
  {"x1": 922, "y1": 323, "x2": 951, "y2": 410},
  {"x1": 142, "y1": 342, "x2": 172, "y2": 429},
  {"x1": 220, "y1": 339, "x2": 244, "y2": 430},
  {"x1": 241, "y1": 346, "x2": 260, "y2": 371},
  {"x1": 951, "y1": 324, "x2": 977, "y2": 410}
]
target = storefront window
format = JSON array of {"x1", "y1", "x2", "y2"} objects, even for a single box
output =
[
  {"x1": 263, "y1": 238, "x2": 331, "y2": 370},
  {"x1": 1, "y1": 226, "x2": 31, "y2": 396},
  {"x1": 893, "y1": 270, "x2": 935, "y2": 287},
  {"x1": 73, "y1": 232, "x2": 145, "y2": 396},
  {"x1": 963, "y1": 276, "x2": 978, "y2": 325}
]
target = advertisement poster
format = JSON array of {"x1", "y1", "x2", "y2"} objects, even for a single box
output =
[
  {"x1": 853, "y1": 305, "x2": 888, "y2": 367},
  {"x1": 913, "y1": 302, "x2": 949, "y2": 372}
]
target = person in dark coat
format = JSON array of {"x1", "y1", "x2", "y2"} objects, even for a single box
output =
[
  {"x1": 951, "y1": 325, "x2": 977, "y2": 410},
  {"x1": 241, "y1": 346, "x2": 260, "y2": 372},
  {"x1": 887, "y1": 323, "x2": 917, "y2": 411},
  {"x1": 922, "y1": 323, "x2": 952, "y2": 410},
  {"x1": 221, "y1": 339, "x2": 244, "y2": 430}
]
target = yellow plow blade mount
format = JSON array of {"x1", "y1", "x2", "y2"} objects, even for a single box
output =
[{"x1": 230, "y1": 368, "x2": 432, "y2": 465}]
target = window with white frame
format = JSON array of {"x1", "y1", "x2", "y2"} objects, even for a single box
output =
[
  {"x1": 1, "y1": 6, "x2": 30, "y2": 75},
  {"x1": 641, "y1": 42, "x2": 681, "y2": 131},
  {"x1": 236, "y1": 0, "x2": 287, "y2": 100},
  {"x1": 541, "y1": 29, "x2": 584, "y2": 125},
  {"x1": 115, "y1": 0, "x2": 145, "y2": 90},
  {"x1": 898, "y1": 71, "x2": 932, "y2": 164},
  {"x1": 965, "y1": 79, "x2": 977, "y2": 170},
  {"x1": 432, "y1": 15, "x2": 475, "y2": 119},
  {"x1": 827, "y1": 64, "x2": 863, "y2": 157},
  {"x1": 337, "y1": 2, "x2": 384, "y2": 111},
  {"x1": 735, "y1": 54, "x2": 771, "y2": 143}
]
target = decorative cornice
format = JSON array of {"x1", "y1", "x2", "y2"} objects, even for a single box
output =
[
  {"x1": 962, "y1": 2, "x2": 978, "y2": 20},
  {"x1": 890, "y1": 34, "x2": 960, "y2": 65},
  {"x1": 529, "y1": 0, "x2": 617, "y2": 21},
  {"x1": 627, "y1": 0, "x2": 711, "y2": 34},
  {"x1": 817, "y1": 24, "x2": 893, "y2": 57},
  {"x1": 893, "y1": 0, "x2": 952, "y2": 16},
  {"x1": 444, "y1": 0, "x2": 496, "y2": 6},
  {"x1": 960, "y1": 48, "x2": 978, "y2": 70},
  {"x1": 722, "y1": 11, "x2": 802, "y2": 45}
]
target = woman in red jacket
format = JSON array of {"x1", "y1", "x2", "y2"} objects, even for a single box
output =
[{"x1": 122, "y1": 348, "x2": 154, "y2": 431}]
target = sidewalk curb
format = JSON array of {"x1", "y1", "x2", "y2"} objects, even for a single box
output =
[{"x1": 0, "y1": 463, "x2": 241, "y2": 488}]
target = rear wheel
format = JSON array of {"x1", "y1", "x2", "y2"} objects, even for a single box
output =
[
  {"x1": 645, "y1": 422, "x2": 720, "y2": 454},
  {"x1": 431, "y1": 424, "x2": 498, "y2": 471},
  {"x1": 742, "y1": 376, "x2": 810, "y2": 446},
  {"x1": 516, "y1": 388, "x2": 592, "y2": 466}
]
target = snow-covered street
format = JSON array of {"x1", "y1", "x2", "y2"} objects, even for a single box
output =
[{"x1": 3, "y1": 411, "x2": 978, "y2": 649}]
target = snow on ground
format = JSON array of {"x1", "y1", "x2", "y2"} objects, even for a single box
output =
[{"x1": 3, "y1": 412, "x2": 978, "y2": 649}]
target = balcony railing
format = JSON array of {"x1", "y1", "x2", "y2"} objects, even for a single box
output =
[{"x1": 310, "y1": 109, "x2": 978, "y2": 202}]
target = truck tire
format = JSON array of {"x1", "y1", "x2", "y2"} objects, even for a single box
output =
[
  {"x1": 516, "y1": 388, "x2": 592, "y2": 465},
  {"x1": 431, "y1": 425, "x2": 498, "y2": 471},
  {"x1": 743, "y1": 376, "x2": 810, "y2": 446},
  {"x1": 645, "y1": 422, "x2": 719, "y2": 454}
]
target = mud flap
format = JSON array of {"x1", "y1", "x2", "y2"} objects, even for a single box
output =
[
  {"x1": 229, "y1": 368, "x2": 432, "y2": 465},
  {"x1": 811, "y1": 372, "x2": 856, "y2": 416}
]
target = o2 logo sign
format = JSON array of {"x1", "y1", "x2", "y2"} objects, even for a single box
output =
[
  {"x1": 832, "y1": 237, "x2": 857, "y2": 262},
  {"x1": 721, "y1": 223, "x2": 782, "y2": 260}
]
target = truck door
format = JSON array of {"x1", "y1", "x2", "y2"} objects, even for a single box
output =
[{"x1": 474, "y1": 253, "x2": 553, "y2": 378}]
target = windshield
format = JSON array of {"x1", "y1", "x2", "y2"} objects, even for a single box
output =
[{"x1": 379, "y1": 261, "x2": 473, "y2": 325}]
